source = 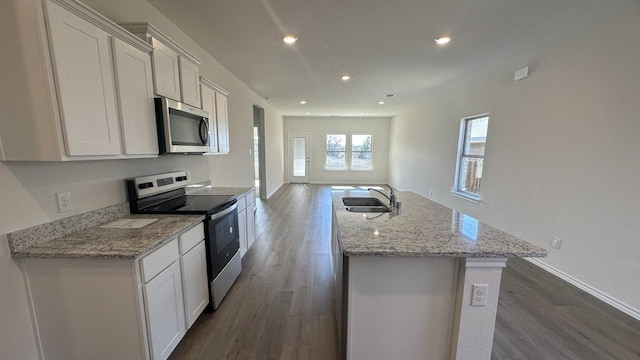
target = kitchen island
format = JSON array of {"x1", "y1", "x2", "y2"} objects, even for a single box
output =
[{"x1": 331, "y1": 189, "x2": 546, "y2": 360}]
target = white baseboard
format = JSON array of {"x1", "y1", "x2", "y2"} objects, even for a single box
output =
[
  {"x1": 524, "y1": 258, "x2": 640, "y2": 321},
  {"x1": 266, "y1": 182, "x2": 285, "y2": 199},
  {"x1": 308, "y1": 180, "x2": 388, "y2": 185}
]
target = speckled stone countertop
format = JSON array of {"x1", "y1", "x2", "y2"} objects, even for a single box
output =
[
  {"x1": 187, "y1": 185, "x2": 255, "y2": 197},
  {"x1": 332, "y1": 190, "x2": 547, "y2": 258},
  {"x1": 12, "y1": 214, "x2": 204, "y2": 260}
]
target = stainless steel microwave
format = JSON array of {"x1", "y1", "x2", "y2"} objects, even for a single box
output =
[{"x1": 155, "y1": 97, "x2": 210, "y2": 154}]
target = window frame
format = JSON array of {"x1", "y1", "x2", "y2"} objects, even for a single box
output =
[
  {"x1": 452, "y1": 114, "x2": 489, "y2": 203},
  {"x1": 350, "y1": 134, "x2": 374, "y2": 171},
  {"x1": 325, "y1": 134, "x2": 348, "y2": 170},
  {"x1": 323, "y1": 133, "x2": 374, "y2": 171}
]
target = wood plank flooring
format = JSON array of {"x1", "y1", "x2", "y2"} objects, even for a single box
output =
[{"x1": 170, "y1": 184, "x2": 640, "y2": 360}]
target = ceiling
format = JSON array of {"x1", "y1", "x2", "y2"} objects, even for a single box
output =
[{"x1": 147, "y1": 0, "x2": 611, "y2": 117}]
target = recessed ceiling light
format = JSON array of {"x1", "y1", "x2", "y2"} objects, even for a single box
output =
[
  {"x1": 299, "y1": 100, "x2": 307, "y2": 105},
  {"x1": 378, "y1": 101, "x2": 385, "y2": 105},
  {"x1": 305, "y1": 112, "x2": 310, "y2": 115},
  {"x1": 365, "y1": 112, "x2": 370, "y2": 115},
  {"x1": 435, "y1": 37, "x2": 451, "y2": 45},
  {"x1": 341, "y1": 74, "x2": 351, "y2": 81},
  {"x1": 283, "y1": 35, "x2": 298, "y2": 44}
]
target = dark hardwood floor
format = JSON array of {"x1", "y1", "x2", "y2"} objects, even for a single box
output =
[{"x1": 170, "y1": 184, "x2": 640, "y2": 360}]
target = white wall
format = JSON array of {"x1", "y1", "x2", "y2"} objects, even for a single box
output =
[
  {"x1": 284, "y1": 116, "x2": 390, "y2": 184},
  {"x1": 0, "y1": 0, "x2": 285, "y2": 357},
  {"x1": 389, "y1": 1, "x2": 640, "y2": 315}
]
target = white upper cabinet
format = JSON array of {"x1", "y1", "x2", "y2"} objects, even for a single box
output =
[
  {"x1": 216, "y1": 92, "x2": 230, "y2": 154},
  {"x1": 45, "y1": 0, "x2": 121, "y2": 156},
  {"x1": 122, "y1": 23, "x2": 203, "y2": 108},
  {"x1": 179, "y1": 56, "x2": 201, "y2": 107},
  {"x1": 112, "y1": 38, "x2": 158, "y2": 155},
  {"x1": 200, "y1": 77, "x2": 230, "y2": 155},
  {"x1": 0, "y1": 0, "x2": 157, "y2": 161},
  {"x1": 151, "y1": 38, "x2": 181, "y2": 101},
  {"x1": 200, "y1": 81, "x2": 220, "y2": 153}
]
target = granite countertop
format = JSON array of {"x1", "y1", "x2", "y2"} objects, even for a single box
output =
[
  {"x1": 187, "y1": 185, "x2": 255, "y2": 197},
  {"x1": 12, "y1": 214, "x2": 205, "y2": 260},
  {"x1": 332, "y1": 190, "x2": 547, "y2": 258}
]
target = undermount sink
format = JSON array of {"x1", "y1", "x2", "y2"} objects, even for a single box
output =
[
  {"x1": 342, "y1": 197, "x2": 391, "y2": 213},
  {"x1": 342, "y1": 197, "x2": 387, "y2": 207},
  {"x1": 345, "y1": 206, "x2": 391, "y2": 213}
]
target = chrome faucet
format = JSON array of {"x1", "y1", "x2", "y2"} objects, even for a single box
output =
[{"x1": 368, "y1": 185, "x2": 397, "y2": 207}]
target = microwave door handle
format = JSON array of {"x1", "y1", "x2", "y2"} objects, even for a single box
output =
[{"x1": 199, "y1": 118, "x2": 209, "y2": 145}]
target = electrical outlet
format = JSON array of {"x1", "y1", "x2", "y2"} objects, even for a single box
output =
[
  {"x1": 186, "y1": 171, "x2": 191, "y2": 182},
  {"x1": 551, "y1": 236, "x2": 562, "y2": 249},
  {"x1": 471, "y1": 284, "x2": 488, "y2": 306},
  {"x1": 56, "y1": 192, "x2": 72, "y2": 213}
]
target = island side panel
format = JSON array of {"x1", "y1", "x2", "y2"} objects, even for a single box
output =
[
  {"x1": 346, "y1": 256, "x2": 457, "y2": 360},
  {"x1": 22, "y1": 258, "x2": 147, "y2": 360},
  {"x1": 449, "y1": 258, "x2": 507, "y2": 360}
]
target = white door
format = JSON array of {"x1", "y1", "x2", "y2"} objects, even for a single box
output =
[
  {"x1": 151, "y1": 38, "x2": 181, "y2": 101},
  {"x1": 143, "y1": 261, "x2": 186, "y2": 360},
  {"x1": 111, "y1": 38, "x2": 158, "y2": 155},
  {"x1": 215, "y1": 92, "x2": 230, "y2": 153},
  {"x1": 238, "y1": 208, "x2": 247, "y2": 257},
  {"x1": 289, "y1": 133, "x2": 310, "y2": 183},
  {"x1": 46, "y1": 1, "x2": 121, "y2": 156},
  {"x1": 200, "y1": 83, "x2": 219, "y2": 153},
  {"x1": 181, "y1": 241, "x2": 208, "y2": 329},
  {"x1": 179, "y1": 56, "x2": 201, "y2": 107}
]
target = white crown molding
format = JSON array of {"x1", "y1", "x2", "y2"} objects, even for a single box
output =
[
  {"x1": 200, "y1": 77, "x2": 229, "y2": 96},
  {"x1": 47, "y1": 0, "x2": 152, "y2": 53},
  {"x1": 525, "y1": 257, "x2": 640, "y2": 321},
  {"x1": 120, "y1": 22, "x2": 203, "y2": 65}
]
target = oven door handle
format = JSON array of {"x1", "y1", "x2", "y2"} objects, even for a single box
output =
[{"x1": 210, "y1": 203, "x2": 238, "y2": 221}]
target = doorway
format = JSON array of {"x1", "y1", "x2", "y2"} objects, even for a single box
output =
[
  {"x1": 253, "y1": 106, "x2": 267, "y2": 199},
  {"x1": 288, "y1": 133, "x2": 310, "y2": 183}
]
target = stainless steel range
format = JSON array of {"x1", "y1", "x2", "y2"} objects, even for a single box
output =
[{"x1": 126, "y1": 171, "x2": 241, "y2": 310}]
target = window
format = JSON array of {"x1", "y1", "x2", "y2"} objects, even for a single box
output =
[
  {"x1": 325, "y1": 134, "x2": 373, "y2": 170},
  {"x1": 453, "y1": 115, "x2": 489, "y2": 201},
  {"x1": 326, "y1": 134, "x2": 346, "y2": 169},
  {"x1": 351, "y1": 135, "x2": 372, "y2": 170}
]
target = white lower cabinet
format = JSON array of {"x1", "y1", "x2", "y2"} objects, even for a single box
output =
[
  {"x1": 22, "y1": 223, "x2": 206, "y2": 360},
  {"x1": 181, "y1": 241, "x2": 208, "y2": 328},
  {"x1": 237, "y1": 190, "x2": 256, "y2": 258},
  {"x1": 143, "y1": 260, "x2": 186, "y2": 360},
  {"x1": 238, "y1": 208, "x2": 248, "y2": 257}
]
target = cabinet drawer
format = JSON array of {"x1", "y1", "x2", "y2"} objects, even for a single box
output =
[
  {"x1": 236, "y1": 196, "x2": 247, "y2": 211},
  {"x1": 179, "y1": 223, "x2": 204, "y2": 254},
  {"x1": 140, "y1": 238, "x2": 180, "y2": 283}
]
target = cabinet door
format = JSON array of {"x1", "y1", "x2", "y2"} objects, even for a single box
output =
[
  {"x1": 181, "y1": 241, "x2": 208, "y2": 329},
  {"x1": 215, "y1": 92, "x2": 230, "y2": 154},
  {"x1": 46, "y1": 1, "x2": 121, "y2": 156},
  {"x1": 200, "y1": 84, "x2": 219, "y2": 153},
  {"x1": 238, "y1": 208, "x2": 247, "y2": 257},
  {"x1": 179, "y1": 57, "x2": 201, "y2": 108},
  {"x1": 246, "y1": 203, "x2": 256, "y2": 249},
  {"x1": 112, "y1": 38, "x2": 158, "y2": 155},
  {"x1": 143, "y1": 261, "x2": 185, "y2": 360},
  {"x1": 151, "y1": 38, "x2": 181, "y2": 101}
]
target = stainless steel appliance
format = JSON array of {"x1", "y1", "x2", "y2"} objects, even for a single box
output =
[
  {"x1": 155, "y1": 97, "x2": 210, "y2": 154},
  {"x1": 126, "y1": 171, "x2": 241, "y2": 310}
]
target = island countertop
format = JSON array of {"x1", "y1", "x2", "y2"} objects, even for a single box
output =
[
  {"x1": 11, "y1": 214, "x2": 205, "y2": 260},
  {"x1": 332, "y1": 190, "x2": 546, "y2": 258}
]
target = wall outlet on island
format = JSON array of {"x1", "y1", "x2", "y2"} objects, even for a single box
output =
[
  {"x1": 56, "y1": 191, "x2": 72, "y2": 213},
  {"x1": 551, "y1": 236, "x2": 562, "y2": 249}
]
